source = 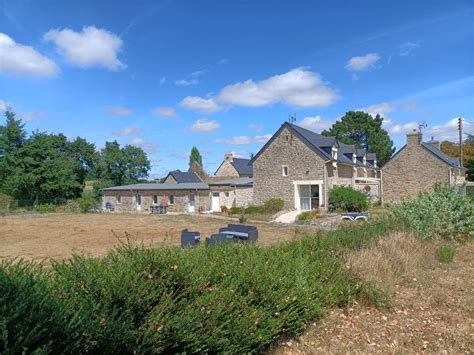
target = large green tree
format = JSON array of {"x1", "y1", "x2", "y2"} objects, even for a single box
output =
[
  {"x1": 322, "y1": 111, "x2": 395, "y2": 165},
  {"x1": 0, "y1": 107, "x2": 26, "y2": 157},
  {"x1": 1, "y1": 133, "x2": 82, "y2": 202},
  {"x1": 189, "y1": 146, "x2": 203, "y2": 169},
  {"x1": 97, "y1": 141, "x2": 150, "y2": 186}
]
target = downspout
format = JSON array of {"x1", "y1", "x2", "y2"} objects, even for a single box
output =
[{"x1": 323, "y1": 163, "x2": 328, "y2": 210}]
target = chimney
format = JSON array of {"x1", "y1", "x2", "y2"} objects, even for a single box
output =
[
  {"x1": 426, "y1": 136, "x2": 441, "y2": 150},
  {"x1": 407, "y1": 129, "x2": 422, "y2": 147},
  {"x1": 224, "y1": 153, "x2": 233, "y2": 162}
]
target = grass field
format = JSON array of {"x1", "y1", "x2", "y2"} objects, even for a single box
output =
[{"x1": 0, "y1": 213, "x2": 302, "y2": 262}]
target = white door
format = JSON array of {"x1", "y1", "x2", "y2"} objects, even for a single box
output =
[
  {"x1": 298, "y1": 185, "x2": 311, "y2": 211},
  {"x1": 136, "y1": 194, "x2": 142, "y2": 211},
  {"x1": 188, "y1": 193, "x2": 195, "y2": 213},
  {"x1": 211, "y1": 192, "x2": 220, "y2": 212}
]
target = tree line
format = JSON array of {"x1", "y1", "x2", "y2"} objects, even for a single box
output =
[{"x1": 0, "y1": 108, "x2": 151, "y2": 204}]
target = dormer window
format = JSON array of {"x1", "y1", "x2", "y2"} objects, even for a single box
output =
[
  {"x1": 331, "y1": 146, "x2": 338, "y2": 160},
  {"x1": 374, "y1": 160, "x2": 377, "y2": 168},
  {"x1": 363, "y1": 155, "x2": 367, "y2": 166},
  {"x1": 352, "y1": 154, "x2": 357, "y2": 164}
]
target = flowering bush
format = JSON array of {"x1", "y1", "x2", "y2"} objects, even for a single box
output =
[{"x1": 390, "y1": 185, "x2": 473, "y2": 242}]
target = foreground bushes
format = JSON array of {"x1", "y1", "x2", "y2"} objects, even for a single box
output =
[
  {"x1": 0, "y1": 221, "x2": 393, "y2": 353},
  {"x1": 329, "y1": 186, "x2": 369, "y2": 212},
  {"x1": 390, "y1": 185, "x2": 473, "y2": 242}
]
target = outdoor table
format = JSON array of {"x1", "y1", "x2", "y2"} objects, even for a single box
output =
[
  {"x1": 151, "y1": 205, "x2": 168, "y2": 214},
  {"x1": 220, "y1": 231, "x2": 249, "y2": 238}
]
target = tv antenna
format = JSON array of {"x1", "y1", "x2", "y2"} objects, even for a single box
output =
[
  {"x1": 288, "y1": 114, "x2": 296, "y2": 124},
  {"x1": 418, "y1": 121, "x2": 427, "y2": 133}
]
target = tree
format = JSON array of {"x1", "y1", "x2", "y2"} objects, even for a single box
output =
[
  {"x1": 97, "y1": 141, "x2": 150, "y2": 186},
  {"x1": 189, "y1": 146, "x2": 203, "y2": 169},
  {"x1": 0, "y1": 107, "x2": 26, "y2": 156},
  {"x1": 68, "y1": 137, "x2": 99, "y2": 184},
  {"x1": 1, "y1": 133, "x2": 82, "y2": 202},
  {"x1": 322, "y1": 111, "x2": 395, "y2": 165},
  {"x1": 441, "y1": 138, "x2": 474, "y2": 181}
]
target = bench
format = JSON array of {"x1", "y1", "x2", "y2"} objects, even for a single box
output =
[{"x1": 218, "y1": 224, "x2": 258, "y2": 243}]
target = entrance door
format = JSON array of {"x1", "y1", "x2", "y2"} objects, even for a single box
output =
[
  {"x1": 136, "y1": 194, "x2": 142, "y2": 211},
  {"x1": 211, "y1": 192, "x2": 220, "y2": 212},
  {"x1": 310, "y1": 185, "x2": 320, "y2": 209},
  {"x1": 188, "y1": 193, "x2": 195, "y2": 213}
]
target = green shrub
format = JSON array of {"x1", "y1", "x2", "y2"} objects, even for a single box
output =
[
  {"x1": 244, "y1": 205, "x2": 266, "y2": 214},
  {"x1": 264, "y1": 198, "x2": 284, "y2": 214},
  {"x1": 33, "y1": 203, "x2": 56, "y2": 213},
  {"x1": 0, "y1": 221, "x2": 395, "y2": 353},
  {"x1": 0, "y1": 193, "x2": 13, "y2": 215},
  {"x1": 229, "y1": 207, "x2": 245, "y2": 215},
  {"x1": 329, "y1": 186, "x2": 369, "y2": 212},
  {"x1": 297, "y1": 210, "x2": 321, "y2": 221},
  {"x1": 437, "y1": 243, "x2": 455, "y2": 263},
  {"x1": 390, "y1": 185, "x2": 473, "y2": 242},
  {"x1": 77, "y1": 193, "x2": 97, "y2": 213}
]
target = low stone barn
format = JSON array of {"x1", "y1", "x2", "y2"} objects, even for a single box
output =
[{"x1": 382, "y1": 130, "x2": 466, "y2": 203}]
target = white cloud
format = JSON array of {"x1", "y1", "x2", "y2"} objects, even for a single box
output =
[
  {"x1": 216, "y1": 134, "x2": 271, "y2": 145},
  {"x1": 113, "y1": 127, "x2": 143, "y2": 137},
  {"x1": 228, "y1": 150, "x2": 252, "y2": 158},
  {"x1": 0, "y1": 33, "x2": 59, "y2": 77},
  {"x1": 19, "y1": 112, "x2": 42, "y2": 122},
  {"x1": 217, "y1": 67, "x2": 338, "y2": 108},
  {"x1": 346, "y1": 53, "x2": 381, "y2": 71},
  {"x1": 398, "y1": 42, "x2": 419, "y2": 56},
  {"x1": 180, "y1": 68, "x2": 338, "y2": 114},
  {"x1": 180, "y1": 96, "x2": 221, "y2": 114},
  {"x1": 190, "y1": 69, "x2": 207, "y2": 77},
  {"x1": 299, "y1": 116, "x2": 334, "y2": 132},
  {"x1": 400, "y1": 101, "x2": 418, "y2": 110},
  {"x1": 130, "y1": 138, "x2": 158, "y2": 154},
  {"x1": 153, "y1": 107, "x2": 176, "y2": 118},
  {"x1": 44, "y1": 26, "x2": 124, "y2": 70},
  {"x1": 190, "y1": 119, "x2": 220, "y2": 133},
  {"x1": 0, "y1": 100, "x2": 8, "y2": 112},
  {"x1": 175, "y1": 78, "x2": 199, "y2": 86},
  {"x1": 248, "y1": 123, "x2": 263, "y2": 132},
  {"x1": 106, "y1": 107, "x2": 132, "y2": 116},
  {"x1": 427, "y1": 118, "x2": 473, "y2": 142},
  {"x1": 168, "y1": 150, "x2": 189, "y2": 159},
  {"x1": 360, "y1": 102, "x2": 395, "y2": 118}
]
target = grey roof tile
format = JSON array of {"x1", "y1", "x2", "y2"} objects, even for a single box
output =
[
  {"x1": 231, "y1": 158, "x2": 253, "y2": 176},
  {"x1": 103, "y1": 182, "x2": 209, "y2": 191}
]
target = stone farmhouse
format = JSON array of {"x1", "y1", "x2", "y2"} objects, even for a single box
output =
[
  {"x1": 250, "y1": 122, "x2": 381, "y2": 210},
  {"x1": 381, "y1": 130, "x2": 466, "y2": 203},
  {"x1": 102, "y1": 121, "x2": 466, "y2": 213}
]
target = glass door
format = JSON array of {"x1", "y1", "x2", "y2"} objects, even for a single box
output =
[{"x1": 299, "y1": 185, "x2": 311, "y2": 210}]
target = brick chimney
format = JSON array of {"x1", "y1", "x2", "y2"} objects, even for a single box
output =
[
  {"x1": 407, "y1": 129, "x2": 422, "y2": 147},
  {"x1": 426, "y1": 136, "x2": 441, "y2": 150},
  {"x1": 224, "y1": 153, "x2": 233, "y2": 162}
]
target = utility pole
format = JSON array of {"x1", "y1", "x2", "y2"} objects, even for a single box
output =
[{"x1": 458, "y1": 117, "x2": 463, "y2": 167}]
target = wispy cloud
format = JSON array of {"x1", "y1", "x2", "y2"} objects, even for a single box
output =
[
  {"x1": 44, "y1": 26, "x2": 124, "y2": 70},
  {"x1": 0, "y1": 33, "x2": 59, "y2": 78},
  {"x1": 299, "y1": 116, "x2": 334, "y2": 132},
  {"x1": 153, "y1": 107, "x2": 176, "y2": 118},
  {"x1": 113, "y1": 127, "x2": 143, "y2": 137},
  {"x1": 398, "y1": 41, "x2": 419, "y2": 56},
  {"x1": 106, "y1": 106, "x2": 132, "y2": 116},
  {"x1": 19, "y1": 111, "x2": 43, "y2": 122},
  {"x1": 400, "y1": 101, "x2": 418, "y2": 110},
  {"x1": 175, "y1": 78, "x2": 199, "y2": 86},
  {"x1": 248, "y1": 123, "x2": 263, "y2": 132},
  {"x1": 346, "y1": 53, "x2": 381, "y2": 71},
  {"x1": 190, "y1": 119, "x2": 220, "y2": 133},
  {"x1": 130, "y1": 138, "x2": 158, "y2": 154},
  {"x1": 216, "y1": 134, "x2": 271, "y2": 145}
]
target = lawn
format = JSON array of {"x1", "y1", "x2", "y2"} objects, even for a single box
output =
[{"x1": 0, "y1": 213, "x2": 302, "y2": 263}]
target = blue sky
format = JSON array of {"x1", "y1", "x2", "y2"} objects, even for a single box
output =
[{"x1": 1, "y1": 0, "x2": 473, "y2": 178}]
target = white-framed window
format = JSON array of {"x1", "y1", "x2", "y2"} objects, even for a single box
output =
[
  {"x1": 169, "y1": 195, "x2": 174, "y2": 205},
  {"x1": 331, "y1": 146, "x2": 338, "y2": 160},
  {"x1": 117, "y1": 195, "x2": 121, "y2": 204},
  {"x1": 352, "y1": 154, "x2": 357, "y2": 164},
  {"x1": 282, "y1": 165, "x2": 289, "y2": 177},
  {"x1": 153, "y1": 195, "x2": 158, "y2": 204}
]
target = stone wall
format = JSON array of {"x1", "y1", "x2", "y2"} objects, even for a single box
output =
[
  {"x1": 102, "y1": 189, "x2": 210, "y2": 213},
  {"x1": 163, "y1": 175, "x2": 177, "y2": 184},
  {"x1": 253, "y1": 126, "x2": 326, "y2": 209},
  {"x1": 382, "y1": 135, "x2": 451, "y2": 203},
  {"x1": 209, "y1": 186, "x2": 254, "y2": 209},
  {"x1": 215, "y1": 158, "x2": 239, "y2": 177}
]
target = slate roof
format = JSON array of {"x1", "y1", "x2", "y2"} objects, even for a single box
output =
[
  {"x1": 250, "y1": 122, "x2": 378, "y2": 169},
  {"x1": 167, "y1": 170, "x2": 202, "y2": 183},
  {"x1": 103, "y1": 182, "x2": 209, "y2": 191},
  {"x1": 232, "y1": 158, "x2": 253, "y2": 176},
  {"x1": 208, "y1": 177, "x2": 253, "y2": 187},
  {"x1": 421, "y1": 142, "x2": 463, "y2": 168}
]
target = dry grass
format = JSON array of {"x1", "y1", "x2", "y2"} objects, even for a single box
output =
[
  {"x1": 0, "y1": 213, "x2": 302, "y2": 263},
  {"x1": 345, "y1": 232, "x2": 434, "y2": 294},
  {"x1": 274, "y1": 233, "x2": 474, "y2": 354}
]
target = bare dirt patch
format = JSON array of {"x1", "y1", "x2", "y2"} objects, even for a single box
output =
[
  {"x1": 0, "y1": 213, "x2": 302, "y2": 262},
  {"x1": 274, "y1": 237, "x2": 474, "y2": 354}
]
